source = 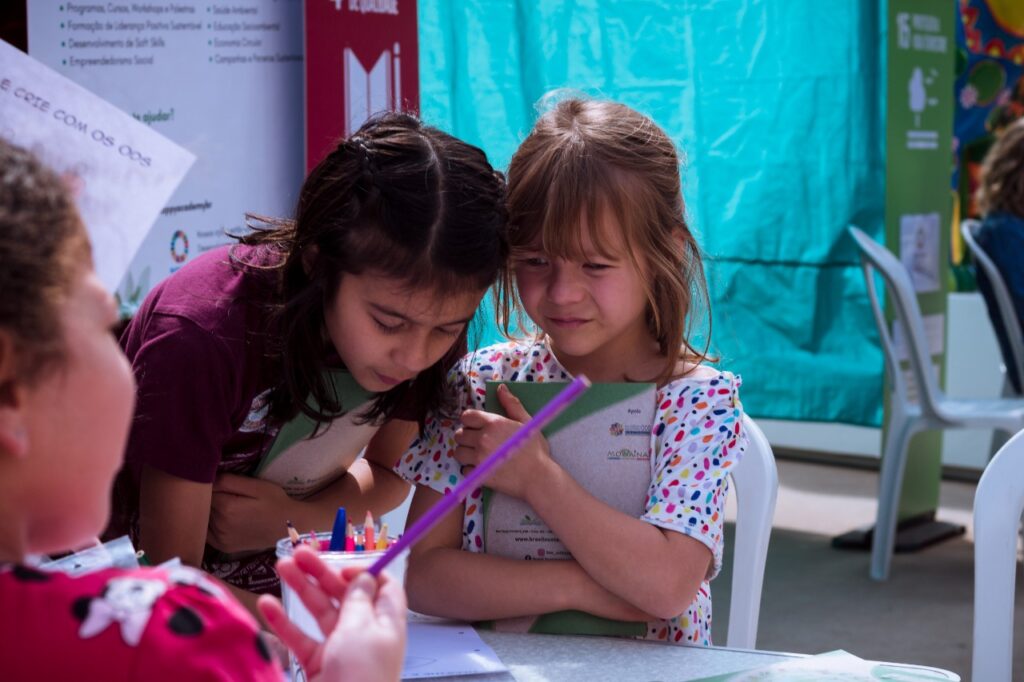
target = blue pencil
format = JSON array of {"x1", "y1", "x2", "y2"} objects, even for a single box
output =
[{"x1": 328, "y1": 507, "x2": 347, "y2": 551}]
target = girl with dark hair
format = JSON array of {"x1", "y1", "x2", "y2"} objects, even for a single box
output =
[
  {"x1": 109, "y1": 112, "x2": 508, "y2": 612},
  {"x1": 0, "y1": 139, "x2": 406, "y2": 682}
]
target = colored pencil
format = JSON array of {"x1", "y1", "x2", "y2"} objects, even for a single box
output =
[
  {"x1": 344, "y1": 522, "x2": 355, "y2": 552},
  {"x1": 286, "y1": 520, "x2": 301, "y2": 548},
  {"x1": 366, "y1": 376, "x2": 590, "y2": 577},
  {"x1": 364, "y1": 510, "x2": 375, "y2": 549},
  {"x1": 328, "y1": 507, "x2": 347, "y2": 551}
]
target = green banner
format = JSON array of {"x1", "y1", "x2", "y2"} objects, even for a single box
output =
[{"x1": 884, "y1": 0, "x2": 955, "y2": 518}]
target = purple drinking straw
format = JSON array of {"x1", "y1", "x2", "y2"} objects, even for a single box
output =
[{"x1": 367, "y1": 375, "x2": 591, "y2": 577}]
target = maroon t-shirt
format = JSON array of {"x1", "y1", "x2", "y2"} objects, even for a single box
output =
[{"x1": 110, "y1": 244, "x2": 288, "y2": 593}]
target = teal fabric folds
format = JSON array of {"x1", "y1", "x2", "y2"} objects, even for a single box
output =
[{"x1": 422, "y1": 0, "x2": 887, "y2": 426}]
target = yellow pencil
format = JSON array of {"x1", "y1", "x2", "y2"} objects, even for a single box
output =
[{"x1": 376, "y1": 522, "x2": 389, "y2": 550}]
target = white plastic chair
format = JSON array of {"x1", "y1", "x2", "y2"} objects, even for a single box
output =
[
  {"x1": 848, "y1": 226, "x2": 1024, "y2": 581},
  {"x1": 724, "y1": 413, "x2": 779, "y2": 648},
  {"x1": 960, "y1": 218, "x2": 1024, "y2": 399},
  {"x1": 972, "y1": 427, "x2": 1024, "y2": 682}
]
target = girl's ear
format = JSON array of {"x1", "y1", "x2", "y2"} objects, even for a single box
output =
[
  {"x1": 0, "y1": 383, "x2": 29, "y2": 459},
  {"x1": 0, "y1": 333, "x2": 28, "y2": 459}
]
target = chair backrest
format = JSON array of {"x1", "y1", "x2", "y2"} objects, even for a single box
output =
[
  {"x1": 960, "y1": 218, "x2": 1024, "y2": 395},
  {"x1": 972, "y1": 427, "x2": 1024, "y2": 682},
  {"x1": 848, "y1": 226, "x2": 944, "y2": 414},
  {"x1": 725, "y1": 413, "x2": 779, "y2": 649}
]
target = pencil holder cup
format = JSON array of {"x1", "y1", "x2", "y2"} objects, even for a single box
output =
[{"x1": 275, "y1": 530, "x2": 406, "y2": 682}]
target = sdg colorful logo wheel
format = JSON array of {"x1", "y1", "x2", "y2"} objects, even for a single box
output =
[{"x1": 170, "y1": 230, "x2": 189, "y2": 264}]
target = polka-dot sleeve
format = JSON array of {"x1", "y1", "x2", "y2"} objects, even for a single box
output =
[
  {"x1": 641, "y1": 372, "x2": 746, "y2": 580},
  {"x1": 394, "y1": 353, "x2": 489, "y2": 495}
]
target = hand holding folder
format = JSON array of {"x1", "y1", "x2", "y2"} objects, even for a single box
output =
[
  {"x1": 452, "y1": 383, "x2": 554, "y2": 500},
  {"x1": 478, "y1": 380, "x2": 657, "y2": 636}
]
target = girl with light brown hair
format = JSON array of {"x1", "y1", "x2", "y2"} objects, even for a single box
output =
[{"x1": 397, "y1": 97, "x2": 748, "y2": 646}]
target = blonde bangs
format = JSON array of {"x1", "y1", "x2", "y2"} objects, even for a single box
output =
[{"x1": 508, "y1": 140, "x2": 623, "y2": 263}]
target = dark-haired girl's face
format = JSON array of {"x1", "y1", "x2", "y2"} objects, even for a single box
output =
[{"x1": 324, "y1": 273, "x2": 484, "y2": 392}]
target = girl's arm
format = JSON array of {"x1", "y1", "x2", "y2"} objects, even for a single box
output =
[
  {"x1": 208, "y1": 420, "x2": 413, "y2": 553},
  {"x1": 138, "y1": 464, "x2": 214, "y2": 567},
  {"x1": 289, "y1": 418, "x2": 412, "y2": 527},
  {"x1": 523, "y1": 462, "x2": 710, "y2": 620},
  {"x1": 135, "y1": 471, "x2": 272, "y2": 623},
  {"x1": 403, "y1": 486, "x2": 654, "y2": 622}
]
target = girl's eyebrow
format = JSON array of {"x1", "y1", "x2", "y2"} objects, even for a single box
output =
[{"x1": 369, "y1": 302, "x2": 473, "y2": 327}]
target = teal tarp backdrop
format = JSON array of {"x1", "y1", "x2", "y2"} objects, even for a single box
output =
[{"x1": 419, "y1": 1, "x2": 886, "y2": 426}]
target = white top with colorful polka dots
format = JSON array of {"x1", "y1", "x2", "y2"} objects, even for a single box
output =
[{"x1": 395, "y1": 338, "x2": 747, "y2": 646}]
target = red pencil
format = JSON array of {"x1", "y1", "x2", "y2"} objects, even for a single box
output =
[
  {"x1": 344, "y1": 521, "x2": 355, "y2": 552},
  {"x1": 364, "y1": 510, "x2": 375, "y2": 549}
]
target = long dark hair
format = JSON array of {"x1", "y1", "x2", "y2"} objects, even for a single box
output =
[{"x1": 240, "y1": 112, "x2": 508, "y2": 430}]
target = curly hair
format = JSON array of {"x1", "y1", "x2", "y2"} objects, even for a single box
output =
[
  {"x1": 977, "y1": 117, "x2": 1024, "y2": 218},
  {"x1": 0, "y1": 139, "x2": 91, "y2": 384}
]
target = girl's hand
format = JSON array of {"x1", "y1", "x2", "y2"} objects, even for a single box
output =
[
  {"x1": 453, "y1": 384, "x2": 554, "y2": 500},
  {"x1": 258, "y1": 547, "x2": 407, "y2": 682},
  {"x1": 208, "y1": 474, "x2": 297, "y2": 553}
]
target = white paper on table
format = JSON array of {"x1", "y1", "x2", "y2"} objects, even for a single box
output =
[
  {"x1": 692, "y1": 649, "x2": 954, "y2": 681},
  {"x1": 281, "y1": 607, "x2": 507, "y2": 680},
  {"x1": 402, "y1": 620, "x2": 508, "y2": 679},
  {"x1": 0, "y1": 39, "x2": 194, "y2": 292}
]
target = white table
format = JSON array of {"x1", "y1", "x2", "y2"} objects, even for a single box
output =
[{"x1": 426, "y1": 630, "x2": 960, "y2": 681}]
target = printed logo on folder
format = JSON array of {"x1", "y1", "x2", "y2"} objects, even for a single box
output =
[
  {"x1": 255, "y1": 369, "x2": 377, "y2": 499},
  {"x1": 481, "y1": 381, "x2": 656, "y2": 637}
]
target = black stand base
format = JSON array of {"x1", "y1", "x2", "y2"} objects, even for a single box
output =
[{"x1": 831, "y1": 512, "x2": 966, "y2": 553}]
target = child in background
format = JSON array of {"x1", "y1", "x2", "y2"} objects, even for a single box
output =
[
  {"x1": 109, "y1": 112, "x2": 508, "y2": 611},
  {"x1": 397, "y1": 98, "x2": 747, "y2": 646},
  {"x1": 974, "y1": 117, "x2": 1024, "y2": 393},
  {"x1": 0, "y1": 139, "x2": 405, "y2": 682}
]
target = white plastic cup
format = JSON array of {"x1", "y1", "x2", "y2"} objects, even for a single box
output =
[{"x1": 274, "y1": 530, "x2": 406, "y2": 681}]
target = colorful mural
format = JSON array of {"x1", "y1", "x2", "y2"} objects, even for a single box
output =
[{"x1": 954, "y1": 0, "x2": 1024, "y2": 225}]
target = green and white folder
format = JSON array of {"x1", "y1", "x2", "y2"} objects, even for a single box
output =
[
  {"x1": 480, "y1": 381, "x2": 656, "y2": 637},
  {"x1": 254, "y1": 369, "x2": 377, "y2": 499}
]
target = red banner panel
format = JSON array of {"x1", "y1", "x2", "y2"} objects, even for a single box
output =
[{"x1": 304, "y1": 0, "x2": 418, "y2": 170}]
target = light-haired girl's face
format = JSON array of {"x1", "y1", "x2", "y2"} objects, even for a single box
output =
[
  {"x1": 19, "y1": 268, "x2": 135, "y2": 554},
  {"x1": 513, "y1": 214, "x2": 655, "y2": 378}
]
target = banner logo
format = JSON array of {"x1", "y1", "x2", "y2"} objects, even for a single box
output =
[
  {"x1": 344, "y1": 43, "x2": 402, "y2": 136},
  {"x1": 169, "y1": 230, "x2": 189, "y2": 264}
]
